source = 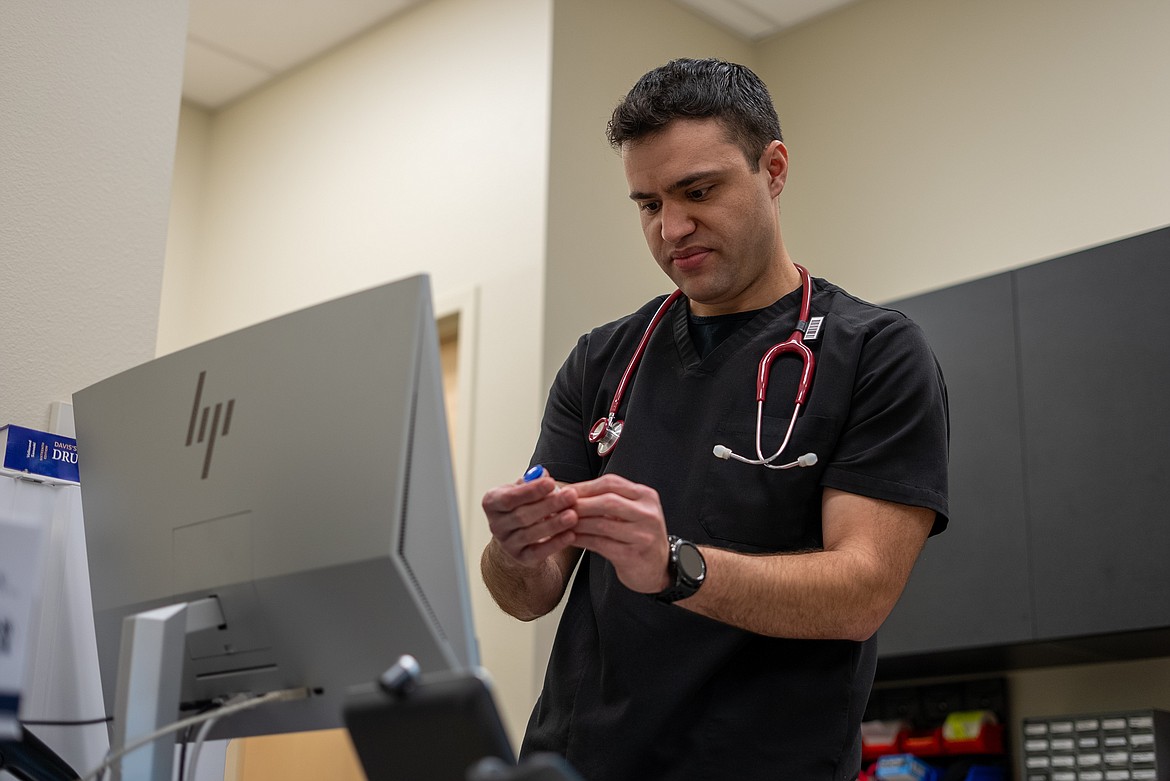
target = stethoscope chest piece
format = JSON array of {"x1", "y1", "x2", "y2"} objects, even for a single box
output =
[{"x1": 589, "y1": 417, "x2": 623, "y2": 456}]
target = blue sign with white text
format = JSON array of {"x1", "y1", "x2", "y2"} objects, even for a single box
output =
[{"x1": 1, "y1": 425, "x2": 80, "y2": 482}]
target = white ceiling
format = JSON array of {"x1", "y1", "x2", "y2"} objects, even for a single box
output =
[{"x1": 182, "y1": 0, "x2": 859, "y2": 110}]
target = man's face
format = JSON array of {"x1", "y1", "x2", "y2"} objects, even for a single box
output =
[{"x1": 622, "y1": 118, "x2": 789, "y2": 316}]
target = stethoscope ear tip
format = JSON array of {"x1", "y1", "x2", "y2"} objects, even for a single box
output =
[{"x1": 712, "y1": 445, "x2": 732, "y2": 459}]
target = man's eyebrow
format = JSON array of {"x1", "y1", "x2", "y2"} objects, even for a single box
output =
[{"x1": 628, "y1": 170, "x2": 723, "y2": 201}]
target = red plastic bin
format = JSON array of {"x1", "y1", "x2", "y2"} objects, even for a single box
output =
[
  {"x1": 902, "y1": 728, "x2": 944, "y2": 755},
  {"x1": 943, "y1": 722, "x2": 1004, "y2": 755}
]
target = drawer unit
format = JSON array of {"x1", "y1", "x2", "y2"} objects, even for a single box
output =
[{"x1": 1022, "y1": 710, "x2": 1169, "y2": 781}]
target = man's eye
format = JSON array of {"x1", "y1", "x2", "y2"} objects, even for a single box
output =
[
  {"x1": 640, "y1": 202, "x2": 661, "y2": 213},
  {"x1": 687, "y1": 187, "x2": 710, "y2": 200}
]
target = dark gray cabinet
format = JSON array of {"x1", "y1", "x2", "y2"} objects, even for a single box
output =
[
  {"x1": 878, "y1": 273, "x2": 1033, "y2": 656},
  {"x1": 875, "y1": 226, "x2": 1170, "y2": 663},
  {"x1": 1016, "y1": 230, "x2": 1170, "y2": 639}
]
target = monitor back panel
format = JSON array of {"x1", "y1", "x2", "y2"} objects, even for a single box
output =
[{"x1": 73, "y1": 275, "x2": 476, "y2": 736}]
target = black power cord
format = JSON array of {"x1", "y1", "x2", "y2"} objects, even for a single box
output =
[{"x1": 19, "y1": 717, "x2": 112, "y2": 728}]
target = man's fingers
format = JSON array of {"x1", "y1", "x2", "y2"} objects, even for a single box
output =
[
  {"x1": 482, "y1": 477, "x2": 559, "y2": 514},
  {"x1": 499, "y1": 509, "x2": 578, "y2": 551},
  {"x1": 509, "y1": 530, "x2": 578, "y2": 568},
  {"x1": 571, "y1": 472, "x2": 651, "y2": 500},
  {"x1": 572, "y1": 514, "x2": 641, "y2": 543}
]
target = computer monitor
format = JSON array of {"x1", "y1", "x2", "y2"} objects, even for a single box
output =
[{"x1": 72, "y1": 274, "x2": 477, "y2": 744}]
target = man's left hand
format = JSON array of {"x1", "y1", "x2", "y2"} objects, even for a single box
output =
[{"x1": 570, "y1": 473, "x2": 672, "y2": 594}]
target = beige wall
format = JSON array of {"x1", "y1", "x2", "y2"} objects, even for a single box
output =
[
  {"x1": 0, "y1": 0, "x2": 188, "y2": 431},
  {"x1": 157, "y1": 0, "x2": 553, "y2": 351},
  {"x1": 757, "y1": 0, "x2": 1170, "y2": 303},
  {"x1": 160, "y1": 102, "x2": 213, "y2": 357}
]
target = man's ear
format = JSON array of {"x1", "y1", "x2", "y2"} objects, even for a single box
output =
[{"x1": 761, "y1": 140, "x2": 789, "y2": 196}]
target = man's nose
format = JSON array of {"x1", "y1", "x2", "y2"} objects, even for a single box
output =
[{"x1": 659, "y1": 202, "x2": 695, "y2": 244}]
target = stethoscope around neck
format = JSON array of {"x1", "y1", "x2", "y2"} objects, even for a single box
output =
[{"x1": 588, "y1": 263, "x2": 819, "y2": 470}]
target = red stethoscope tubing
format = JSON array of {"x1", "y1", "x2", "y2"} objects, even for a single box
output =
[
  {"x1": 757, "y1": 264, "x2": 815, "y2": 406},
  {"x1": 589, "y1": 264, "x2": 816, "y2": 461},
  {"x1": 587, "y1": 289, "x2": 683, "y2": 455},
  {"x1": 608, "y1": 289, "x2": 684, "y2": 421}
]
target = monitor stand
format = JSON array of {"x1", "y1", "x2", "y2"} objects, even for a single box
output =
[{"x1": 111, "y1": 597, "x2": 223, "y2": 781}]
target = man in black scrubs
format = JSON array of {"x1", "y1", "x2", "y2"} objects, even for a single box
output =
[{"x1": 481, "y1": 58, "x2": 948, "y2": 780}]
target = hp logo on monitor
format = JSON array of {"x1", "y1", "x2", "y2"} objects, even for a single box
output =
[{"x1": 186, "y1": 371, "x2": 234, "y2": 479}]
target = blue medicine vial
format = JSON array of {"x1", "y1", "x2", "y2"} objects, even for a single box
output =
[{"x1": 523, "y1": 464, "x2": 546, "y2": 482}]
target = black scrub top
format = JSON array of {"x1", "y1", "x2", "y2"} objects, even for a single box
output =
[{"x1": 523, "y1": 277, "x2": 949, "y2": 781}]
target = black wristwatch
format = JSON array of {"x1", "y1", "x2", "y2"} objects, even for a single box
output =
[{"x1": 654, "y1": 535, "x2": 706, "y2": 604}]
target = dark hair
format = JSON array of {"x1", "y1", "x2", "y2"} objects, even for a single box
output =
[{"x1": 606, "y1": 58, "x2": 783, "y2": 169}]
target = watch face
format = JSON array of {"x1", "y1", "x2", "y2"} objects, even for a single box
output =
[{"x1": 677, "y1": 543, "x2": 706, "y2": 581}]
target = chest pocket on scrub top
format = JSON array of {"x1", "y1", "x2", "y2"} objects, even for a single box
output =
[{"x1": 698, "y1": 413, "x2": 838, "y2": 551}]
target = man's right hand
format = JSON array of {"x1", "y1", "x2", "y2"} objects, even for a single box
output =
[
  {"x1": 482, "y1": 468, "x2": 579, "y2": 567},
  {"x1": 480, "y1": 468, "x2": 583, "y2": 621}
]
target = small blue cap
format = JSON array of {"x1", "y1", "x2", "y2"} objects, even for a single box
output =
[{"x1": 522, "y1": 464, "x2": 546, "y2": 482}]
